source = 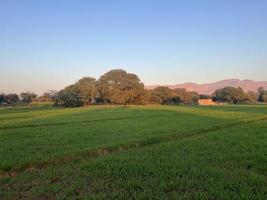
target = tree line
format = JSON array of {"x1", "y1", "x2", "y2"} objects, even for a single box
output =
[
  {"x1": 1, "y1": 69, "x2": 267, "y2": 106},
  {"x1": 53, "y1": 69, "x2": 201, "y2": 107},
  {"x1": 0, "y1": 91, "x2": 56, "y2": 105},
  {"x1": 0, "y1": 92, "x2": 37, "y2": 105}
]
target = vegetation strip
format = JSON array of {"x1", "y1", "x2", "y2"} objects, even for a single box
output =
[{"x1": 1, "y1": 116, "x2": 266, "y2": 179}]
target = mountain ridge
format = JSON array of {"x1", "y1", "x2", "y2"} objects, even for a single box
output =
[{"x1": 145, "y1": 79, "x2": 267, "y2": 95}]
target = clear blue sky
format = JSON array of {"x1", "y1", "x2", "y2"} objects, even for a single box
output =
[{"x1": 0, "y1": 0, "x2": 266, "y2": 94}]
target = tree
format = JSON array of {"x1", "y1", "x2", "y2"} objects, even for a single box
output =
[
  {"x1": 4, "y1": 94, "x2": 20, "y2": 104},
  {"x1": 172, "y1": 88, "x2": 187, "y2": 103},
  {"x1": 148, "y1": 87, "x2": 199, "y2": 105},
  {"x1": 213, "y1": 87, "x2": 252, "y2": 104},
  {"x1": 77, "y1": 77, "x2": 97, "y2": 105},
  {"x1": 171, "y1": 96, "x2": 182, "y2": 104},
  {"x1": 54, "y1": 84, "x2": 82, "y2": 107},
  {"x1": 38, "y1": 91, "x2": 57, "y2": 102},
  {"x1": 138, "y1": 89, "x2": 150, "y2": 105},
  {"x1": 0, "y1": 93, "x2": 5, "y2": 104},
  {"x1": 150, "y1": 87, "x2": 174, "y2": 104},
  {"x1": 246, "y1": 91, "x2": 257, "y2": 103},
  {"x1": 172, "y1": 88, "x2": 198, "y2": 104},
  {"x1": 98, "y1": 69, "x2": 145, "y2": 104},
  {"x1": 257, "y1": 87, "x2": 267, "y2": 102},
  {"x1": 184, "y1": 91, "x2": 199, "y2": 104},
  {"x1": 20, "y1": 92, "x2": 37, "y2": 104}
]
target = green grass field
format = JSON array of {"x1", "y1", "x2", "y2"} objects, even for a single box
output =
[{"x1": 0, "y1": 104, "x2": 266, "y2": 199}]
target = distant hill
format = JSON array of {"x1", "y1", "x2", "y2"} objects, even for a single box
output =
[{"x1": 146, "y1": 79, "x2": 267, "y2": 95}]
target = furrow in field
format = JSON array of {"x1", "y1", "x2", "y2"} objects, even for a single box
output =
[
  {"x1": 1, "y1": 117, "x2": 266, "y2": 179},
  {"x1": 0, "y1": 113, "x2": 181, "y2": 130}
]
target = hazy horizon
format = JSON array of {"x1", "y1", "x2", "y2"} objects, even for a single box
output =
[{"x1": 1, "y1": 0, "x2": 267, "y2": 94}]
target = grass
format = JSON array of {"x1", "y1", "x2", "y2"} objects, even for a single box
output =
[{"x1": 0, "y1": 104, "x2": 266, "y2": 199}]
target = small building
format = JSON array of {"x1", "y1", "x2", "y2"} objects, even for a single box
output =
[{"x1": 198, "y1": 99, "x2": 216, "y2": 106}]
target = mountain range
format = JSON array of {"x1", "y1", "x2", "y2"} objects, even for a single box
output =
[{"x1": 146, "y1": 79, "x2": 267, "y2": 95}]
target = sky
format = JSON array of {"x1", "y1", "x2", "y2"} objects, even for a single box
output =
[{"x1": 0, "y1": 0, "x2": 267, "y2": 94}]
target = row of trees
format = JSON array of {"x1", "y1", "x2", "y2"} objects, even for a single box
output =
[
  {"x1": 146, "y1": 86, "x2": 266, "y2": 105},
  {"x1": 53, "y1": 69, "x2": 200, "y2": 107},
  {"x1": 149, "y1": 87, "x2": 198, "y2": 105},
  {"x1": 1, "y1": 69, "x2": 267, "y2": 107},
  {"x1": 257, "y1": 87, "x2": 267, "y2": 102},
  {"x1": 0, "y1": 92, "x2": 38, "y2": 105},
  {"x1": 0, "y1": 90, "x2": 58, "y2": 105},
  {"x1": 54, "y1": 69, "x2": 267, "y2": 107}
]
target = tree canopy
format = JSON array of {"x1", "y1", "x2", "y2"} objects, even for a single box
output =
[
  {"x1": 77, "y1": 77, "x2": 97, "y2": 105},
  {"x1": 213, "y1": 87, "x2": 255, "y2": 104},
  {"x1": 4, "y1": 94, "x2": 20, "y2": 104},
  {"x1": 98, "y1": 69, "x2": 145, "y2": 104},
  {"x1": 257, "y1": 87, "x2": 267, "y2": 102},
  {"x1": 149, "y1": 86, "x2": 173, "y2": 104},
  {"x1": 20, "y1": 92, "x2": 37, "y2": 104},
  {"x1": 0, "y1": 93, "x2": 5, "y2": 104},
  {"x1": 54, "y1": 84, "x2": 82, "y2": 107}
]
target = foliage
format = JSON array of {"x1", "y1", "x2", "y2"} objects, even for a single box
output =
[
  {"x1": 38, "y1": 91, "x2": 57, "y2": 102},
  {"x1": 213, "y1": 86, "x2": 254, "y2": 104},
  {"x1": 98, "y1": 69, "x2": 145, "y2": 104},
  {"x1": 0, "y1": 93, "x2": 5, "y2": 104},
  {"x1": 150, "y1": 86, "x2": 173, "y2": 104},
  {"x1": 3, "y1": 93, "x2": 20, "y2": 104},
  {"x1": 149, "y1": 87, "x2": 198, "y2": 105},
  {"x1": 186, "y1": 91, "x2": 199, "y2": 104},
  {"x1": 20, "y1": 92, "x2": 37, "y2": 104},
  {"x1": 257, "y1": 87, "x2": 267, "y2": 102},
  {"x1": 77, "y1": 77, "x2": 97, "y2": 105},
  {"x1": 54, "y1": 84, "x2": 82, "y2": 107}
]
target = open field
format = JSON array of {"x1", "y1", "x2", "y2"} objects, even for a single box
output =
[{"x1": 0, "y1": 104, "x2": 267, "y2": 199}]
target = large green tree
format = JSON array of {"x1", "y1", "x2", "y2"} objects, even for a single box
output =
[
  {"x1": 0, "y1": 93, "x2": 5, "y2": 104},
  {"x1": 77, "y1": 77, "x2": 97, "y2": 105},
  {"x1": 150, "y1": 86, "x2": 174, "y2": 104},
  {"x1": 98, "y1": 69, "x2": 145, "y2": 104},
  {"x1": 172, "y1": 88, "x2": 198, "y2": 104},
  {"x1": 257, "y1": 87, "x2": 267, "y2": 102},
  {"x1": 213, "y1": 87, "x2": 253, "y2": 104},
  {"x1": 54, "y1": 84, "x2": 82, "y2": 107}
]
